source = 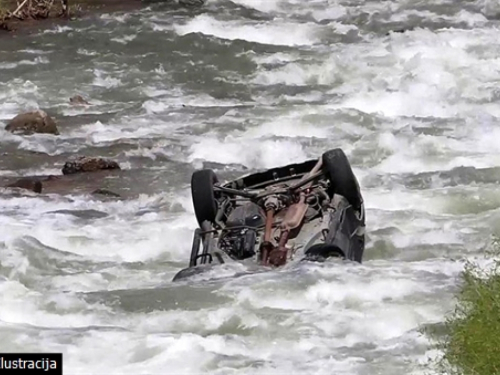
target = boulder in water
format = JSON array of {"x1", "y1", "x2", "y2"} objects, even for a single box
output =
[
  {"x1": 69, "y1": 95, "x2": 90, "y2": 106},
  {"x1": 6, "y1": 177, "x2": 43, "y2": 193},
  {"x1": 91, "y1": 188, "x2": 122, "y2": 198},
  {"x1": 5, "y1": 110, "x2": 59, "y2": 135},
  {"x1": 62, "y1": 156, "x2": 121, "y2": 175}
]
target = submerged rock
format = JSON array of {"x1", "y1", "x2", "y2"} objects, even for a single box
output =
[
  {"x1": 91, "y1": 189, "x2": 122, "y2": 198},
  {"x1": 178, "y1": 0, "x2": 205, "y2": 7},
  {"x1": 5, "y1": 110, "x2": 59, "y2": 135},
  {"x1": 69, "y1": 95, "x2": 90, "y2": 106},
  {"x1": 6, "y1": 177, "x2": 43, "y2": 193},
  {"x1": 48, "y1": 209, "x2": 109, "y2": 219},
  {"x1": 62, "y1": 156, "x2": 121, "y2": 175}
]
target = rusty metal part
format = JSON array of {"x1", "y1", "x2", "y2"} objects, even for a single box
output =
[
  {"x1": 260, "y1": 241, "x2": 274, "y2": 266},
  {"x1": 280, "y1": 193, "x2": 308, "y2": 231},
  {"x1": 269, "y1": 230, "x2": 290, "y2": 267},
  {"x1": 264, "y1": 209, "x2": 274, "y2": 242},
  {"x1": 268, "y1": 193, "x2": 309, "y2": 267},
  {"x1": 260, "y1": 208, "x2": 276, "y2": 265},
  {"x1": 262, "y1": 159, "x2": 322, "y2": 267},
  {"x1": 268, "y1": 248, "x2": 287, "y2": 267},
  {"x1": 264, "y1": 195, "x2": 280, "y2": 211},
  {"x1": 269, "y1": 187, "x2": 311, "y2": 267},
  {"x1": 278, "y1": 229, "x2": 290, "y2": 250}
]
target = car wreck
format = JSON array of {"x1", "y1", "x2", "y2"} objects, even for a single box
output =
[{"x1": 173, "y1": 148, "x2": 365, "y2": 281}]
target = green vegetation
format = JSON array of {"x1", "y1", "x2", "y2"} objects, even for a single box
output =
[
  {"x1": 0, "y1": 0, "x2": 15, "y2": 20},
  {"x1": 431, "y1": 238, "x2": 500, "y2": 375},
  {"x1": 0, "y1": 2, "x2": 9, "y2": 27},
  {"x1": 0, "y1": 0, "x2": 9, "y2": 13},
  {"x1": 0, "y1": 1, "x2": 14, "y2": 30}
]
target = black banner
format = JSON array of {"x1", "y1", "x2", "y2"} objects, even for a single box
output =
[{"x1": 0, "y1": 353, "x2": 62, "y2": 374}]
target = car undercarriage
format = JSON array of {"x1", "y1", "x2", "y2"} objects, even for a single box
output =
[{"x1": 173, "y1": 148, "x2": 365, "y2": 281}]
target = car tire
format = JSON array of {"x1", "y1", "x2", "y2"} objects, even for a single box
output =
[
  {"x1": 304, "y1": 243, "x2": 345, "y2": 262},
  {"x1": 322, "y1": 148, "x2": 363, "y2": 210},
  {"x1": 191, "y1": 169, "x2": 218, "y2": 227}
]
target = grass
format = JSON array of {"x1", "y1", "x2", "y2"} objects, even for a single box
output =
[
  {"x1": 0, "y1": 0, "x2": 14, "y2": 20},
  {"x1": 0, "y1": 3, "x2": 8, "y2": 25},
  {"x1": 431, "y1": 238, "x2": 500, "y2": 375},
  {"x1": 0, "y1": 0, "x2": 8, "y2": 13}
]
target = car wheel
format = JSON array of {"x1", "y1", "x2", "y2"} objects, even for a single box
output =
[
  {"x1": 322, "y1": 148, "x2": 363, "y2": 210},
  {"x1": 191, "y1": 169, "x2": 218, "y2": 227},
  {"x1": 304, "y1": 243, "x2": 345, "y2": 262}
]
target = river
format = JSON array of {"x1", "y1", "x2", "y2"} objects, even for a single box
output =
[{"x1": 1, "y1": 0, "x2": 500, "y2": 373}]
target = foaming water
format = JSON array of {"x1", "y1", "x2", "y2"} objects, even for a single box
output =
[
  {"x1": 188, "y1": 137, "x2": 309, "y2": 169},
  {"x1": 0, "y1": 0, "x2": 498, "y2": 374},
  {"x1": 228, "y1": 0, "x2": 284, "y2": 13},
  {"x1": 173, "y1": 14, "x2": 322, "y2": 46}
]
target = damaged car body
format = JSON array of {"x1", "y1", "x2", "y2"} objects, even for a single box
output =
[{"x1": 173, "y1": 148, "x2": 365, "y2": 281}]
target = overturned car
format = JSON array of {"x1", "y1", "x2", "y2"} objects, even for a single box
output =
[{"x1": 173, "y1": 148, "x2": 365, "y2": 281}]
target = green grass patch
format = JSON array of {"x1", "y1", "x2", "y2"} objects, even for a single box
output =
[{"x1": 431, "y1": 239, "x2": 500, "y2": 375}]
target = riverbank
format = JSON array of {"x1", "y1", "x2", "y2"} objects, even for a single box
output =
[
  {"x1": 0, "y1": 0, "x2": 144, "y2": 35},
  {"x1": 433, "y1": 241, "x2": 500, "y2": 375}
]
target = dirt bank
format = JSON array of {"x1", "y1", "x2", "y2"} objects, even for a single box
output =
[{"x1": 0, "y1": 0, "x2": 145, "y2": 35}]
